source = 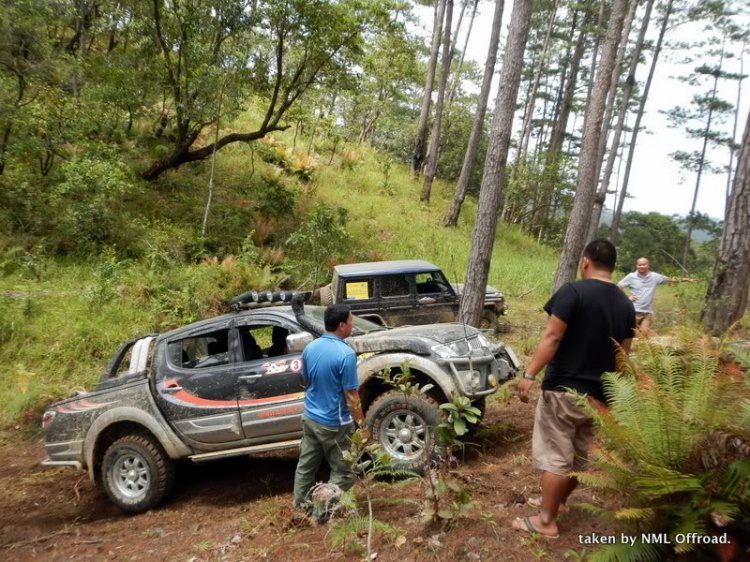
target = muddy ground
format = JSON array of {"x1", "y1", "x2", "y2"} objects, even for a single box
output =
[{"x1": 0, "y1": 388, "x2": 644, "y2": 562}]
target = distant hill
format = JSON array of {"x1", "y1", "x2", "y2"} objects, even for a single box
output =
[{"x1": 599, "y1": 209, "x2": 720, "y2": 242}]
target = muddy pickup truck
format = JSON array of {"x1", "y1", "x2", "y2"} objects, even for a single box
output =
[
  {"x1": 318, "y1": 260, "x2": 508, "y2": 330},
  {"x1": 42, "y1": 296, "x2": 518, "y2": 513}
]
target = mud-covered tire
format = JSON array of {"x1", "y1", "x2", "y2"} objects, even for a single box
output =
[
  {"x1": 319, "y1": 284, "x2": 333, "y2": 306},
  {"x1": 366, "y1": 390, "x2": 443, "y2": 474},
  {"x1": 102, "y1": 433, "x2": 175, "y2": 513},
  {"x1": 480, "y1": 309, "x2": 498, "y2": 330}
]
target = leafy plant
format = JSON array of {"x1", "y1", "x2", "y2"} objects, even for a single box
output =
[
  {"x1": 576, "y1": 338, "x2": 750, "y2": 561},
  {"x1": 421, "y1": 471, "x2": 478, "y2": 529},
  {"x1": 436, "y1": 396, "x2": 482, "y2": 458},
  {"x1": 377, "y1": 361, "x2": 434, "y2": 401}
]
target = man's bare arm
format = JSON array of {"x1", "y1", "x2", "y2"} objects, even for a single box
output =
[
  {"x1": 621, "y1": 338, "x2": 633, "y2": 354},
  {"x1": 525, "y1": 314, "x2": 568, "y2": 377},
  {"x1": 344, "y1": 389, "x2": 370, "y2": 440}
]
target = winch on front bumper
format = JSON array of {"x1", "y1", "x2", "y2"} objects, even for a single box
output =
[{"x1": 434, "y1": 343, "x2": 519, "y2": 399}]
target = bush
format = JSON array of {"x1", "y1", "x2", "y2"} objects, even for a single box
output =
[
  {"x1": 577, "y1": 338, "x2": 750, "y2": 561},
  {"x1": 50, "y1": 145, "x2": 145, "y2": 256}
]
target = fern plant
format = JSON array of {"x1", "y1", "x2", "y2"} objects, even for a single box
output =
[{"x1": 575, "y1": 337, "x2": 750, "y2": 561}]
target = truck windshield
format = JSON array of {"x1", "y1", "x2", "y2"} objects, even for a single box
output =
[{"x1": 306, "y1": 307, "x2": 386, "y2": 336}]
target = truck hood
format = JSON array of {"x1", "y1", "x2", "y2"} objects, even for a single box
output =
[
  {"x1": 451, "y1": 283, "x2": 504, "y2": 300},
  {"x1": 348, "y1": 323, "x2": 484, "y2": 355}
]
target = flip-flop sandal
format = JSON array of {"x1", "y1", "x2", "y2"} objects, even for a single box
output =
[
  {"x1": 512, "y1": 516, "x2": 559, "y2": 539},
  {"x1": 527, "y1": 496, "x2": 570, "y2": 512}
]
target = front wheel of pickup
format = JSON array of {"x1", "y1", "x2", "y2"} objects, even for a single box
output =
[
  {"x1": 102, "y1": 433, "x2": 175, "y2": 513},
  {"x1": 366, "y1": 390, "x2": 442, "y2": 474}
]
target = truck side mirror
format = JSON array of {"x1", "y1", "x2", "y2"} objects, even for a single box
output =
[{"x1": 287, "y1": 332, "x2": 314, "y2": 353}]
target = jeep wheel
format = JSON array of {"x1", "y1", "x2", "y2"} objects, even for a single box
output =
[
  {"x1": 480, "y1": 310, "x2": 497, "y2": 330},
  {"x1": 366, "y1": 390, "x2": 442, "y2": 473},
  {"x1": 102, "y1": 433, "x2": 175, "y2": 513},
  {"x1": 318, "y1": 284, "x2": 334, "y2": 306}
]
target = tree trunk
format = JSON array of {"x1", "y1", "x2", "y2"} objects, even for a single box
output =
[
  {"x1": 702, "y1": 109, "x2": 750, "y2": 336},
  {"x1": 462, "y1": 0, "x2": 534, "y2": 327},
  {"x1": 682, "y1": 36, "x2": 726, "y2": 270},
  {"x1": 587, "y1": 0, "x2": 654, "y2": 244},
  {"x1": 582, "y1": 0, "x2": 606, "y2": 132},
  {"x1": 518, "y1": 0, "x2": 560, "y2": 158},
  {"x1": 725, "y1": 41, "x2": 746, "y2": 220},
  {"x1": 413, "y1": 0, "x2": 447, "y2": 176},
  {"x1": 0, "y1": 123, "x2": 10, "y2": 175},
  {"x1": 612, "y1": 0, "x2": 675, "y2": 242},
  {"x1": 553, "y1": 0, "x2": 629, "y2": 294},
  {"x1": 594, "y1": 0, "x2": 637, "y2": 184},
  {"x1": 444, "y1": 0, "x2": 506, "y2": 227},
  {"x1": 446, "y1": 0, "x2": 479, "y2": 114},
  {"x1": 532, "y1": 8, "x2": 590, "y2": 238},
  {"x1": 421, "y1": 0, "x2": 455, "y2": 203}
]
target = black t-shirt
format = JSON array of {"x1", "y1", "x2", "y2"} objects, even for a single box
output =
[{"x1": 542, "y1": 279, "x2": 636, "y2": 404}]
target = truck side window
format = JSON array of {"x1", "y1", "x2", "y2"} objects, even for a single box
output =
[
  {"x1": 381, "y1": 274, "x2": 411, "y2": 298},
  {"x1": 168, "y1": 329, "x2": 230, "y2": 369},
  {"x1": 415, "y1": 272, "x2": 450, "y2": 295}
]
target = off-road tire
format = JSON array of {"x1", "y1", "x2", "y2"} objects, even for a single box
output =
[
  {"x1": 102, "y1": 433, "x2": 175, "y2": 513},
  {"x1": 480, "y1": 309, "x2": 498, "y2": 330},
  {"x1": 319, "y1": 284, "x2": 333, "y2": 306},
  {"x1": 366, "y1": 390, "x2": 443, "y2": 474}
]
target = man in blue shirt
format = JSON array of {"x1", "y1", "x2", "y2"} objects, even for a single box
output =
[{"x1": 292, "y1": 304, "x2": 369, "y2": 515}]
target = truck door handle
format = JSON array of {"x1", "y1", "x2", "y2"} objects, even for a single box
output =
[
  {"x1": 418, "y1": 297, "x2": 436, "y2": 305},
  {"x1": 238, "y1": 374, "x2": 262, "y2": 382},
  {"x1": 161, "y1": 385, "x2": 182, "y2": 394}
]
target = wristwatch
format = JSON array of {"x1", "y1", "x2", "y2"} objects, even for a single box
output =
[{"x1": 522, "y1": 373, "x2": 536, "y2": 381}]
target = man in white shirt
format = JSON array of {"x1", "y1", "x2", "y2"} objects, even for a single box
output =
[{"x1": 617, "y1": 257, "x2": 667, "y2": 334}]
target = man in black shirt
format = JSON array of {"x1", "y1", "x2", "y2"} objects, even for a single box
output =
[{"x1": 512, "y1": 240, "x2": 635, "y2": 539}]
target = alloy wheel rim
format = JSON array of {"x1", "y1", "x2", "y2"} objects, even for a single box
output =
[
  {"x1": 379, "y1": 409, "x2": 427, "y2": 461},
  {"x1": 112, "y1": 453, "x2": 150, "y2": 500}
]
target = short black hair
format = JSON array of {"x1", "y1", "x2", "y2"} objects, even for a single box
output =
[
  {"x1": 324, "y1": 303, "x2": 351, "y2": 332},
  {"x1": 583, "y1": 239, "x2": 617, "y2": 272}
]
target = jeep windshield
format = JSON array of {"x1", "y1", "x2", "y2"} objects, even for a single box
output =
[{"x1": 306, "y1": 307, "x2": 386, "y2": 336}]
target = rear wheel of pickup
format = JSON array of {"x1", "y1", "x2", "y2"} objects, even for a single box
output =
[
  {"x1": 102, "y1": 433, "x2": 175, "y2": 513},
  {"x1": 366, "y1": 390, "x2": 442, "y2": 474}
]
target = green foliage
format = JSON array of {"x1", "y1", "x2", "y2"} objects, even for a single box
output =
[
  {"x1": 327, "y1": 515, "x2": 399, "y2": 553},
  {"x1": 377, "y1": 361, "x2": 434, "y2": 400},
  {"x1": 286, "y1": 202, "x2": 350, "y2": 284},
  {"x1": 608, "y1": 211, "x2": 692, "y2": 275},
  {"x1": 436, "y1": 396, "x2": 482, "y2": 456},
  {"x1": 576, "y1": 338, "x2": 750, "y2": 559},
  {"x1": 421, "y1": 471, "x2": 479, "y2": 528}
]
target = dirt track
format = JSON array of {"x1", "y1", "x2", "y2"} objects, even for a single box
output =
[{"x1": 1, "y1": 393, "x2": 627, "y2": 562}]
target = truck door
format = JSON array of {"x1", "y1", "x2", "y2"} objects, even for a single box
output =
[
  {"x1": 413, "y1": 271, "x2": 459, "y2": 325},
  {"x1": 154, "y1": 324, "x2": 244, "y2": 445},
  {"x1": 378, "y1": 273, "x2": 416, "y2": 326},
  {"x1": 233, "y1": 318, "x2": 306, "y2": 442}
]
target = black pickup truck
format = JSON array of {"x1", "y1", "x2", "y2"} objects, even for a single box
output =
[
  {"x1": 42, "y1": 298, "x2": 518, "y2": 513},
  {"x1": 318, "y1": 260, "x2": 508, "y2": 329}
]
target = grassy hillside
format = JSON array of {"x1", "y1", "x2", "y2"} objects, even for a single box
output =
[{"x1": 0, "y1": 111, "x2": 709, "y2": 427}]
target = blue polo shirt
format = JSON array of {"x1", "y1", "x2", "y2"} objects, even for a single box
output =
[{"x1": 301, "y1": 333, "x2": 359, "y2": 427}]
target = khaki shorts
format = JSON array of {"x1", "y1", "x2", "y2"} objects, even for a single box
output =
[
  {"x1": 635, "y1": 313, "x2": 653, "y2": 332},
  {"x1": 532, "y1": 390, "x2": 596, "y2": 476}
]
